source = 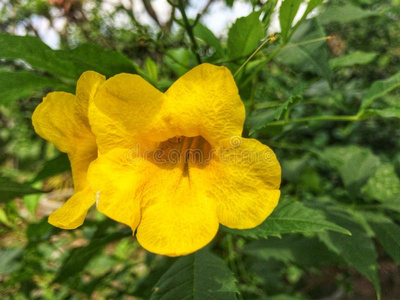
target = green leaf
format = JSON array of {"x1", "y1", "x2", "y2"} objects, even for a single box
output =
[
  {"x1": 32, "y1": 153, "x2": 71, "y2": 183},
  {"x1": 276, "y1": 19, "x2": 332, "y2": 84},
  {"x1": 365, "y1": 107, "x2": 400, "y2": 119},
  {"x1": 330, "y1": 51, "x2": 378, "y2": 69},
  {"x1": 303, "y1": 0, "x2": 323, "y2": 18},
  {"x1": 321, "y1": 146, "x2": 380, "y2": 195},
  {"x1": 193, "y1": 23, "x2": 225, "y2": 59},
  {"x1": 55, "y1": 227, "x2": 131, "y2": 283},
  {"x1": 261, "y1": 0, "x2": 278, "y2": 29},
  {"x1": 360, "y1": 71, "x2": 400, "y2": 109},
  {"x1": 0, "y1": 71, "x2": 69, "y2": 105},
  {"x1": 56, "y1": 43, "x2": 140, "y2": 79},
  {"x1": 0, "y1": 34, "x2": 139, "y2": 80},
  {"x1": 0, "y1": 248, "x2": 23, "y2": 275},
  {"x1": 318, "y1": 210, "x2": 380, "y2": 297},
  {"x1": 245, "y1": 235, "x2": 341, "y2": 267},
  {"x1": 247, "y1": 96, "x2": 299, "y2": 134},
  {"x1": 366, "y1": 213, "x2": 400, "y2": 264},
  {"x1": 164, "y1": 48, "x2": 196, "y2": 77},
  {"x1": 0, "y1": 175, "x2": 44, "y2": 203},
  {"x1": 279, "y1": 0, "x2": 302, "y2": 41},
  {"x1": 227, "y1": 11, "x2": 264, "y2": 60},
  {"x1": 146, "y1": 57, "x2": 158, "y2": 84},
  {"x1": 223, "y1": 198, "x2": 350, "y2": 238},
  {"x1": 361, "y1": 163, "x2": 400, "y2": 202},
  {"x1": 317, "y1": 3, "x2": 377, "y2": 25},
  {"x1": 151, "y1": 250, "x2": 238, "y2": 300},
  {"x1": 0, "y1": 34, "x2": 75, "y2": 79}
]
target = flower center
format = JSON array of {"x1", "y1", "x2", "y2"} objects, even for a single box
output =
[{"x1": 153, "y1": 136, "x2": 212, "y2": 173}]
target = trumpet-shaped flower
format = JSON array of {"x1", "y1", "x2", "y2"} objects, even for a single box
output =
[
  {"x1": 33, "y1": 64, "x2": 281, "y2": 256},
  {"x1": 32, "y1": 71, "x2": 105, "y2": 229},
  {"x1": 87, "y1": 64, "x2": 281, "y2": 256}
]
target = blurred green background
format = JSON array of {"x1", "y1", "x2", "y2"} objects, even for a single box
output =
[{"x1": 1, "y1": 0, "x2": 400, "y2": 299}]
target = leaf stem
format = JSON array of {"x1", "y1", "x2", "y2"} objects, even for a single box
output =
[
  {"x1": 233, "y1": 34, "x2": 275, "y2": 78},
  {"x1": 266, "y1": 115, "x2": 360, "y2": 126}
]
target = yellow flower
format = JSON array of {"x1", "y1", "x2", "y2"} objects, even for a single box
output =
[
  {"x1": 32, "y1": 71, "x2": 105, "y2": 229},
  {"x1": 32, "y1": 63, "x2": 281, "y2": 257}
]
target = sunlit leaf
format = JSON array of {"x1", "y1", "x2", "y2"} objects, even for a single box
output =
[
  {"x1": 227, "y1": 11, "x2": 264, "y2": 60},
  {"x1": 279, "y1": 0, "x2": 302, "y2": 41},
  {"x1": 193, "y1": 23, "x2": 225, "y2": 59}
]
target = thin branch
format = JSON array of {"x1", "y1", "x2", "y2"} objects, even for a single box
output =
[
  {"x1": 142, "y1": 0, "x2": 162, "y2": 28},
  {"x1": 176, "y1": 0, "x2": 202, "y2": 64}
]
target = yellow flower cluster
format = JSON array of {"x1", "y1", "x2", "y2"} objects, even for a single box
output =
[{"x1": 32, "y1": 64, "x2": 281, "y2": 256}]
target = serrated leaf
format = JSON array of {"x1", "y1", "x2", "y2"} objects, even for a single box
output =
[
  {"x1": 0, "y1": 71, "x2": 70, "y2": 105},
  {"x1": 361, "y1": 71, "x2": 400, "y2": 109},
  {"x1": 227, "y1": 11, "x2": 264, "y2": 60},
  {"x1": 317, "y1": 3, "x2": 377, "y2": 25},
  {"x1": 330, "y1": 51, "x2": 378, "y2": 69},
  {"x1": 222, "y1": 198, "x2": 350, "y2": 238},
  {"x1": 0, "y1": 34, "x2": 139, "y2": 80},
  {"x1": 247, "y1": 96, "x2": 299, "y2": 134},
  {"x1": 193, "y1": 23, "x2": 225, "y2": 59},
  {"x1": 151, "y1": 250, "x2": 238, "y2": 300},
  {"x1": 366, "y1": 213, "x2": 400, "y2": 264},
  {"x1": 320, "y1": 146, "x2": 380, "y2": 195},
  {"x1": 0, "y1": 175, "x2": 44, "y2": 203},
  {"x1": 244, "y1": 235, "x2": 341, "y2": 267},
  {"x1": 279, "y1": 0, "x2": 302, "y2": 41},
  {"x1": 318, "y1": 210, "x2": 380, "y2": 297},
  {"x1": 276, "y1": 19, "x2": 331, "y2": 84},
  {"x1": 361, "y1": 163, "x2": 400, "y2": 202}
]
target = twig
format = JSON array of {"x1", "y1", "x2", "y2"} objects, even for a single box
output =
[{"x1": 176, "y1": 0, "x2": 202, "y2": 64}]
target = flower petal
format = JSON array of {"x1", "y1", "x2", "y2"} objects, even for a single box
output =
[
  {"x1": 48, "y1": 187, "x2": 95, "y2": 229},
  {"x1": 88, "y1": 74, "x2": 166, "y2": 154},
  {"x1": 32, "y1": 71, "x2": 105, "y2": 154},
  {"x1": 136, "y1": 174, "x2": 219, "y2": 257},
  {"x1": 87, "y1": 146, "x2": 219, "y2": 256},
  {"x1": 89, "y1": 64, "x2": 246, "y2": 153},
  {"x1": 164, "y1": 63, "x2": 245, "y2": 146},
  {"x1": 87, "y1": 148, "x2": 143, "y2": 231},
  {"x1": 204, "y1": 138, "x2": 281, "y2": 229},
  {"x1": 32, "y1": 72, "x2": 104, "y2": 191}
]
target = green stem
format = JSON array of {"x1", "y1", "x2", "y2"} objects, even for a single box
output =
[
  {"x1": 233, "y1": 35, "x2": 275, "y2": 77},
  {"x1": 177, "y1": 0, "x2": 202, "y2": 64},
  {"x1": 266, "y1": 115, "x2": 360, "y2": 126}
]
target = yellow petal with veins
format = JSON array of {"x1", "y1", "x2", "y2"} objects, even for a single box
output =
[
  {"x1": 204, "y1": 137, "x2": 281, "y2": 229},
  {"x1": 89, "y1": 64, "x2": 245, "y2": 153}
]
